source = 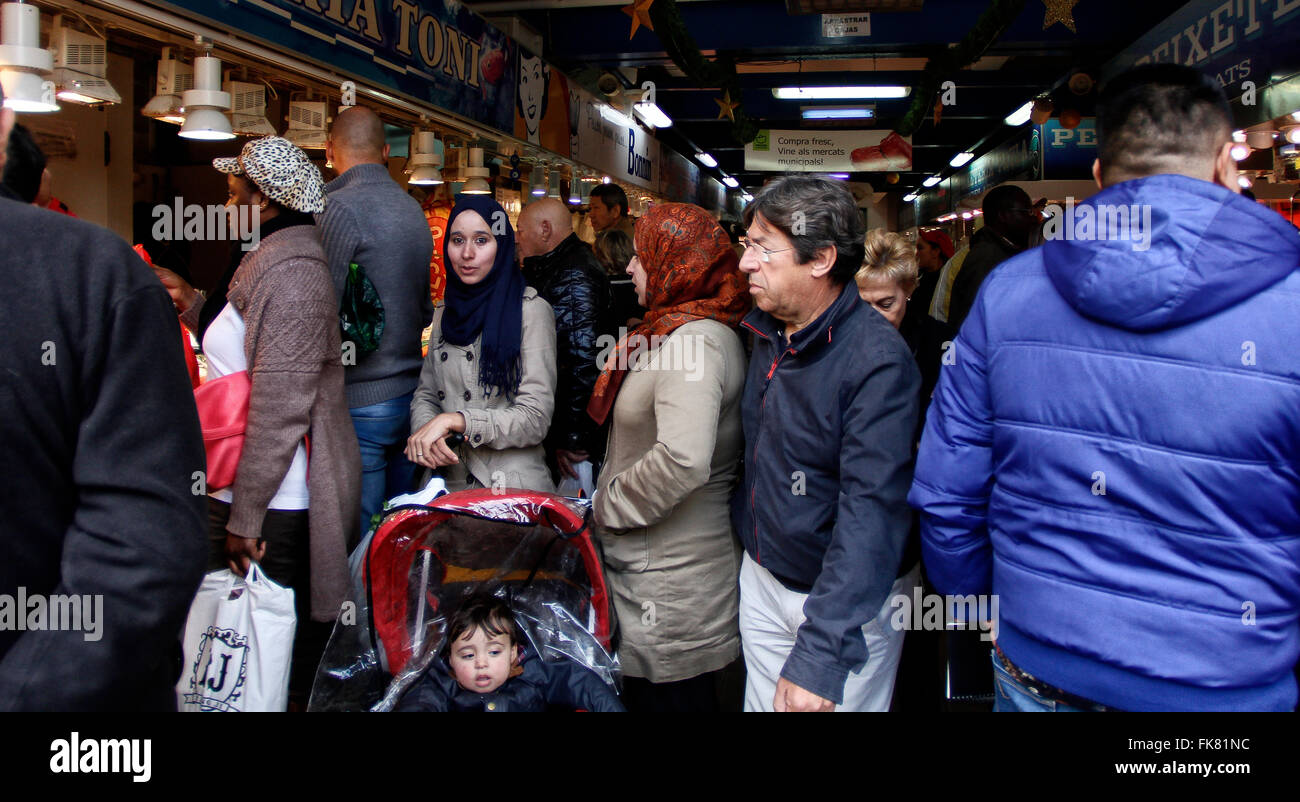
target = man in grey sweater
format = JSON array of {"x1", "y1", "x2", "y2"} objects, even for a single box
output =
[{"x1": 318, "y1": 107, "x2": 433, "y2": 537}]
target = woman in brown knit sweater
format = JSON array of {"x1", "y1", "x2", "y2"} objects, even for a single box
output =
[{"x1": 161, "y1": 137, "x2": 361, "y2": 704}]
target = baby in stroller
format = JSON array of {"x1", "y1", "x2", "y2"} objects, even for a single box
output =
[{"x1": 395, "y1": 592, "x2": 625, "y2": 712}]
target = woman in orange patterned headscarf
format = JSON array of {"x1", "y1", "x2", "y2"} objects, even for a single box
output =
[{"x1": 588, "y1": 202, "x2": 750, "y2": 711}]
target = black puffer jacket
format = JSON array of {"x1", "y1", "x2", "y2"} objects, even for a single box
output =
[
  {"x1": 394, "y1": 643, "x2": 625, "y2": 712},
  {"x1": 522, "y1": 233, "x2": 612, "y2": 457}
]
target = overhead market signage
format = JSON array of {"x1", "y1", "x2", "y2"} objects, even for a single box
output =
[
  {"x1": 1041, "y1": 117, "x2": 1098, "y2": 179},
  {"x1": 1104, "y1": 0, "x2": 1300, "y2": 114},
  {"x1": 821, "y1": 13, "x2": 870, "y2": 38},
  {"x1": 152, "y1": 0, "x2": 517, "y2": 135},
  {"x1": 571, "y1": 83, "x2": 657, "y2": 191},
  {"x1": 744, "y1": 129, "x2": 912, "y2": 172}
]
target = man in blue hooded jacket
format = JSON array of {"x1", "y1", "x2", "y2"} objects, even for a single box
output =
[{"x1": 910, "y1": 64, "x2": 1300, "y2": 711}]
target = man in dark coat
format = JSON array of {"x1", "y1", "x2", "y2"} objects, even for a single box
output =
[
  {"x1": 0, "y1": 88, "x2": 208, "y2": 710},
  {"x1": 946, "y1": 184, "x2": 1040, "y2": 331},
  {"x1": 516, "y1": 198, "x2": 612, "y2": 481}
]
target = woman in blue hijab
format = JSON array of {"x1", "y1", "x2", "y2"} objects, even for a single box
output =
[{"x1": 406, "y1": 195, "x2": 558, "y2": 492}]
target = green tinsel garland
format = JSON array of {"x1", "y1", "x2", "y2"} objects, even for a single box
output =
[
  {"x1": 649, "y1": 0, "x2": 758, "y2": 145},
  {"x1": 648, "y1": 0, "x2": 1029, "y2": 143},
  {"x1": 895, "y1": 0, "x2": 1028, "y2": 136}
]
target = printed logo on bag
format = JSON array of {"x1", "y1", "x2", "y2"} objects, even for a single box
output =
[
  {"x1": 184, "y1": 626, "x2": 250, "y2": 712},
  {"x1": 50, "y1": 732, "x2": 151, "y2": 783}
]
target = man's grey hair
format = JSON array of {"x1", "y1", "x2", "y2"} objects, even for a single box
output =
[{"x1": 743, "y1": 175, "x2": 866, "y2": 284}]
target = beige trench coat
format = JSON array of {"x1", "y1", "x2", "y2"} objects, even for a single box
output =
[
  {"x1": 594, "y1": 319, "x2": 747, "y2": 683},
  {"x1": 411, "y1": 287, "x2": 557, "y2": 493}
]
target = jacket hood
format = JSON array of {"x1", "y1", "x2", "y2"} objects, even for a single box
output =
[{"x1": 1041, "y1": 174, "x2": 1300, "y2": 331}]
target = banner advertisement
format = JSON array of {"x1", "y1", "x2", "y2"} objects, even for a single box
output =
[
  {"x1": 514, "y1": 47, "x2": 573, "y2": 156},
  {"x1": 744, "y1": 128, "x2": 912, "y2": 172}
]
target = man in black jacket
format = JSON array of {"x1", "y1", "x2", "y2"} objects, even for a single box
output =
[
  {"x1": 733, "y1": 176, "x2": 920, "y2": 712},
  {"x1": 0, "y1": 88, "x2": 208, "y2": 710},
  {"x1": 946, "y1": 184, "x2": 1039, "y2": 331},
  {"x1": 516, "y1": 198, "x2": 611, "y2": 482}
]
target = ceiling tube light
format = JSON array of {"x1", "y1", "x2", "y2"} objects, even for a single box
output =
[
  {"x1": 773, "y1": 86, "x2": 909, "y2": 100},
  {"x1": 722, "y1": 175, "x2": 739, "y2": 188},
  {"x1": 142, "y1": 47, "x2": 190, "y2": 124},
  {"x1": 530, "y1": 164, "x2": 547, "y2": 196},
  {"x1": 460, "y1": 146, "x2": 492, "y2": 195},
  {"x1": 179, "y1": 52, "x2": 234, "y2": 140},
  {"x1": 741, "y1": 191, "x2": 754, "y2": 203},
  {"x1": 903, "y1": 193, "x2": 918, "y2": 202},
  {"x1": 0, "y1": 2, "x2": 58, "y2": 112},
  {"x1": 599, "y1": 103, "x2": 634, "y2": 128},
  {"x1": 826, "y1": 173, "x2": 850, "y2": 180},
  {"x1": 225, "y1": 80, "x2": 275, "y2": 137},
  {"x1": 1005, "y1": 101, "x2": 1033, "y2": 126},
  {"x1": 633, "y1": 100, "x2": 672, "y2": 129},
  {"x1": 801, "y1": 106, "x2": 874, "y2": 120},
  {"x1": 950, "y1": 151, "x2": 975, "y2": 168},
  {"x1": 51, "y1": 16, "x2": 119, "y2": 105},
  {"x1": 284, "y1": 97, "x2": 328, "y2": 149},
  {"x1": 923, "y1": 175, "x2": 942, "y2": 187},
  {"x1": 694, "y1": 151, "x2": 718, "y2": 168},
  {"x1": 407, "y1": 131, "x2": 443, "y2": 186}
]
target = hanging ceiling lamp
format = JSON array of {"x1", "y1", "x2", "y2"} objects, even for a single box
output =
[
  {"x1": 178, "y1": 47, "x2": 234, "y2": 140},
  {"x1": 51, "y1": 15, "x2": 119, "y2": 105},
  {"x1": 460, "y1": 146, "x2": 491, "y2": 195},
  {"x1": 142, "y1": 47, "x2": 190, "y2": 124},
  {"x1": 0, "y1": 2, "x2": 58, "y2": 112},
  {"x1": 407, "y1": 130, "x2": 443, "y2": 185}
]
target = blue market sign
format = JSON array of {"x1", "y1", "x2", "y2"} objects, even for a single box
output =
[
  {"x1": 154, "y1": 0, "x2": 517, "y2": 135},
  {"x1": 1041, "y1": 117, "x2": 1098, "y2": 179},
  {"x1": 1104, "y1": 0, "x2": 1300, "y2": 124}
]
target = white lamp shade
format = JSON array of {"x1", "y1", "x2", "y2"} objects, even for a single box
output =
[
  {"x1": 179, "y1": 107, "x2": 234, "y2": 140},
  {"x1": 0, "y1": 69, "x2": 57, "y2": 111}
]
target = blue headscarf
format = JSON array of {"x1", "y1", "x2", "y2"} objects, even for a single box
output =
[{"x1": 441, "y1": 194, "x2": 526, "y2": 397}]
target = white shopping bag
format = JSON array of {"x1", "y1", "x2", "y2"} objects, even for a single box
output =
[
  {"x1": 177, "y1": 566, "x2": 297, "y2": 712},
  {"x1": 556, "y1": 459, "x2": 595, "y2": 499}
]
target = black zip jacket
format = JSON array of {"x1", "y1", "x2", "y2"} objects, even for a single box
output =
[
  {"x1": 522, "y1": 233, "x2": 612, "y2": 457},
  {"x1": 731, "y1": 281, "x2": 919, "y2": 703}
]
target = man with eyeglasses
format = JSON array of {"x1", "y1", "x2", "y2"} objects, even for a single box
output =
[
  {"x1": 733, "y1": 175, "x2": 921, "y2": 711},
  {"x1": 945, "y1": 184, "x2": 1040, "y2": 332}
]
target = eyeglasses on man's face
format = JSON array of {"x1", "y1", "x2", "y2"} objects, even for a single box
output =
[{"x1": 740, "y1": 237, "x2": 794, "y2": 263}]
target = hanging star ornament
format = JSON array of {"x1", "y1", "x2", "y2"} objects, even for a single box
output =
[
  {"x1": 1042, "y1": 0, "x2": 1080, "y2": 33},
  {"x1": 715, "y1": 90, "x2": 740, "y2": 122},
  {"x1": 623, "y1": 0, "x2": 655, "y2": 39}
]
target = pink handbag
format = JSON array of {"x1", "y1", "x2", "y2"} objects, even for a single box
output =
[{"x1": 194, "y1": 370, "x2": 251, "y2": 491}]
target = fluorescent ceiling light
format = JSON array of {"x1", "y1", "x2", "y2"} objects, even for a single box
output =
[
  {"x1": 827, "y1": 173, "x2": 850, "y2": 180},
  {"x1": 722, "y1": 176, "x2": 739, "y2": 188},
  {"x1": 741, "y1": 192, "x2": 754, "y2": 202},
  {"x1": 774, "y1": 86, "x2": 909, "y2": 100},
  {"x1": 801, "y1": 106, "x2": 874, "y2": 120},
  {"x1": 599, "y1": 103, "x2": 634, "y2": 128},
  {"x1": 1005, "y1": 101, "x2": 1033, "y2": 126},
  {"x1": 923, "y1": 175, "x2": 942, "y2": 187},
  {"x1": 694, "y1": 152, "x2": 718, "y2": 168},
  {"x1": 633, "y1": 101, "x2": 672, "y2": 128},
  {"x1": 949, "y1": 151, "x2": 974, "y2": 168},
  {"x1": 903, "y1": 193, "x2": 918, "y2": 202}
]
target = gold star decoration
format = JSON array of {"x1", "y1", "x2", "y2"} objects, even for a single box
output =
[
  {"x1": 622, "y1": 0, "x2": 655, "y2": 39},
  {"x1": 1042, "y1": 0, "x2": 1080, "y2": 33},
  {"x1": 715, "y1": 90, "x2": 740, "y2": 122}
]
